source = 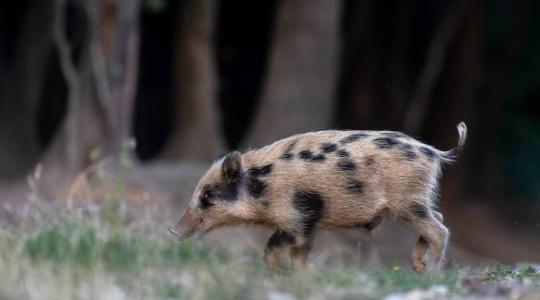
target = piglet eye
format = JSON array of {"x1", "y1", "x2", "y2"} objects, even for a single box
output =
[
  {"x1": 200, "y1": 190, "x2": 214, "y2": 209},
  {"x1": 200, "y1": 197, "x2": 212, "y2": 209}
]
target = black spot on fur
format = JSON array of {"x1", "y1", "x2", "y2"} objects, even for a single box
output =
[
  {"x1": 373, "y1": 137, "x2": 399, "y2": 149},
  {"x1": 293, "y1": 191, "x2": 325, "y2": 236},
  {"x1": 337, "y1": 159, "x2": 357, "y2": 172},
  {"x1": 382, "y1": 132, "x2": 407, "y2": 139},
  {"x1": 298, "y1": 149, "x2": 325, "y2": 162},
  {"x1": 267, "y1": 230, "x2": 296, "y2": 249},
  {"x1": 247, "y1": 164, "x2": 273, "y2": 177},
  {"x1": 247, "y1": 177, "x2": 267, "y2": 198},
  {"x1": 261, "y1": 200, "x2": 270, "y2": 208},
  {"x1": 280, "y1": 152, "x2": 294, "y2": 160},
  {"x1": 399, "y1": 143, "x2": 413, "y2": 150},
  {"x1": 346, "y1": 179, "x2": 364, "y2": 193},
  {"x1": 299, "y1": 150, "x2": 314, "y2": 160},
  {"x1": 340, "y1": 132, "x2": 369, "y2": 144},
  {"x1": 336, "y1": 149, "x2": 350, "y2": 158},
  {"x1": 410, "y1": 203, "x2": 428, "y2": 219},
  {"x1": 280, "y1": 140, "x2": 297, "y2": 160},
  {"x1": 419, "y1": 146, "x2": 437, "y2": 160},
  {"x1": 320, "y1": 143, "x2": 337, "y2": 153},
  {"x1": 399, "y1": 143, "x2": 417, "y2": 160},
  {"x1": 246, "y1": 164, "x2": 273, "y2": 199},
  {"x1": 404, "y1": 150, "x2": 417, "y2": 160},
  {"x1": 311, "y1": 154, "x2": 326, "y2": 161}
]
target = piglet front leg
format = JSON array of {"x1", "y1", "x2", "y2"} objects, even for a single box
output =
[{"x1": 264, "y1": 230, "x2": 311, "y2": 270}]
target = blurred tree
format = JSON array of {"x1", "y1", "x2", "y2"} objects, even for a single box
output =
[
  {"x1": 42, "y1": 0, "x2": 140, "y2": 175},
  {"x1": 133, "y1": 1, "x2": 176, "y2": 160},
  {"x1": 403, "y1": 0, "x2": 469, "y2": 135},
  {"x1": 162, "y1": 0, "x2": 225, "y2": 160},
  {"x1": 0, "y1": 1, "x2": 56, "y2": 178},
  {"x1": 243, "y1": 0, "x2": 342, "y2": 147},
  {"x1": 336, "y1": 0, "x2": 376, "y2": 130},
  {"x1": 215, "y1": 0, "x2": 277, "y2": 148},
  {"x1": 385, "y1": 1, "x2": 414, "y2": 129},
  {"x1": 337, "y1": 0, "x2": 416, "y2": 130}
]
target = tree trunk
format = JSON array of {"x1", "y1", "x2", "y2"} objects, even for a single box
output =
[
  {"x1": 41, "y1": 0, "x2": 140, "y2": 183},
  {"x1": 244, "y1": 0, "x2": 342, "y2": 147},
  {"x1": 403, "y1": 0, "x2": 468, "y2": 135},
  {"x1": 386, "y1": 1, "x2": 412, "y2": 129},
  {"x1": 92, "y1": 0, "x2": 141, "y2": 153},
  {"x1": 162, "y1": 0, "x2": 224, "y2": 160},
  {"x1": 0, "y1": 1, "x2": 55, "y2": 178},
  {"x1": 336, "y1": 0, "x2": 375, "y2": 130}
]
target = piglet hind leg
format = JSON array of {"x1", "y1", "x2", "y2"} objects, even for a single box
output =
[{"x1": 402, "y1": 210, "x2": 449, "y2": 273}]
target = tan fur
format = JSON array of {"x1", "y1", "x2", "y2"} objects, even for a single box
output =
[{"x1": 171, "y1": 123, "x2": 467, "y2": 273}]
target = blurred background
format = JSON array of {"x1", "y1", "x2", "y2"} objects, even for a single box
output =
[{"x1": 0, "y1": 0, "x2": 539, "y2": 266}]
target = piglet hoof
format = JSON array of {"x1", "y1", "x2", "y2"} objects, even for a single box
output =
[
  {"x1": 412, "y1": 260, "x2": 426, "y2": 273},
  {"x1": 292, "y1": 261, "x2": 307, "y2": 272},
  {"x1": 264, "y1": 253, "x2": 287, "y2": 270}
]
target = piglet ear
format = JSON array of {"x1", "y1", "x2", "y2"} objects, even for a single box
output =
[{"x1": 222, "y1": 151, "x2": 242, "y2": 183}]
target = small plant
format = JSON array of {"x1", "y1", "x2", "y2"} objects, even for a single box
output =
[
  {"x1": 515, "y1": 266, "x2": 540, "y2": 282},
  {"x1": 486, "y1": 265, "x2": 513, "y2": 282}
]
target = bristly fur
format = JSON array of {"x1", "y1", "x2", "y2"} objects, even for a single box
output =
[
  {"x1": 178, "y1": 122, "x2": 467, "y2": 273},
  {"x1": 293, "y1": 190, "x2": 325, "y2": 236}
]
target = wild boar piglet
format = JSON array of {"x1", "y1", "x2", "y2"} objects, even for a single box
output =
[{"x1": 169, "y1": 122, "x2": 468, "y2": 273}]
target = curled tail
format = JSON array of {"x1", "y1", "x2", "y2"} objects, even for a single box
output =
[{"x1": 441, "y1": 122, "x2": 467, "y2": 161}]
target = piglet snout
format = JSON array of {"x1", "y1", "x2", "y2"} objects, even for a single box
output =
[
  {"x1": 169, "y1": 208, "x2": 200, "y2": 240},
  {"x1": 168, "y1": 227, "x2": 180, "y2": 237}
]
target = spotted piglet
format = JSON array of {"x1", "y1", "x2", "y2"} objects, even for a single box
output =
[{"x1": 169, "y1": 122, "x2": 467, "y2": 273}]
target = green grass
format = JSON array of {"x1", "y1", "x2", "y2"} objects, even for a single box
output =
[{"x1": 0, "y1": 203, "x2": 538, "y2": 299}]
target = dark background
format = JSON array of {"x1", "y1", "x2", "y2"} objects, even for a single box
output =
[{"x1": 0, "y1": 0, "x2": 539, "y2": 263}]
